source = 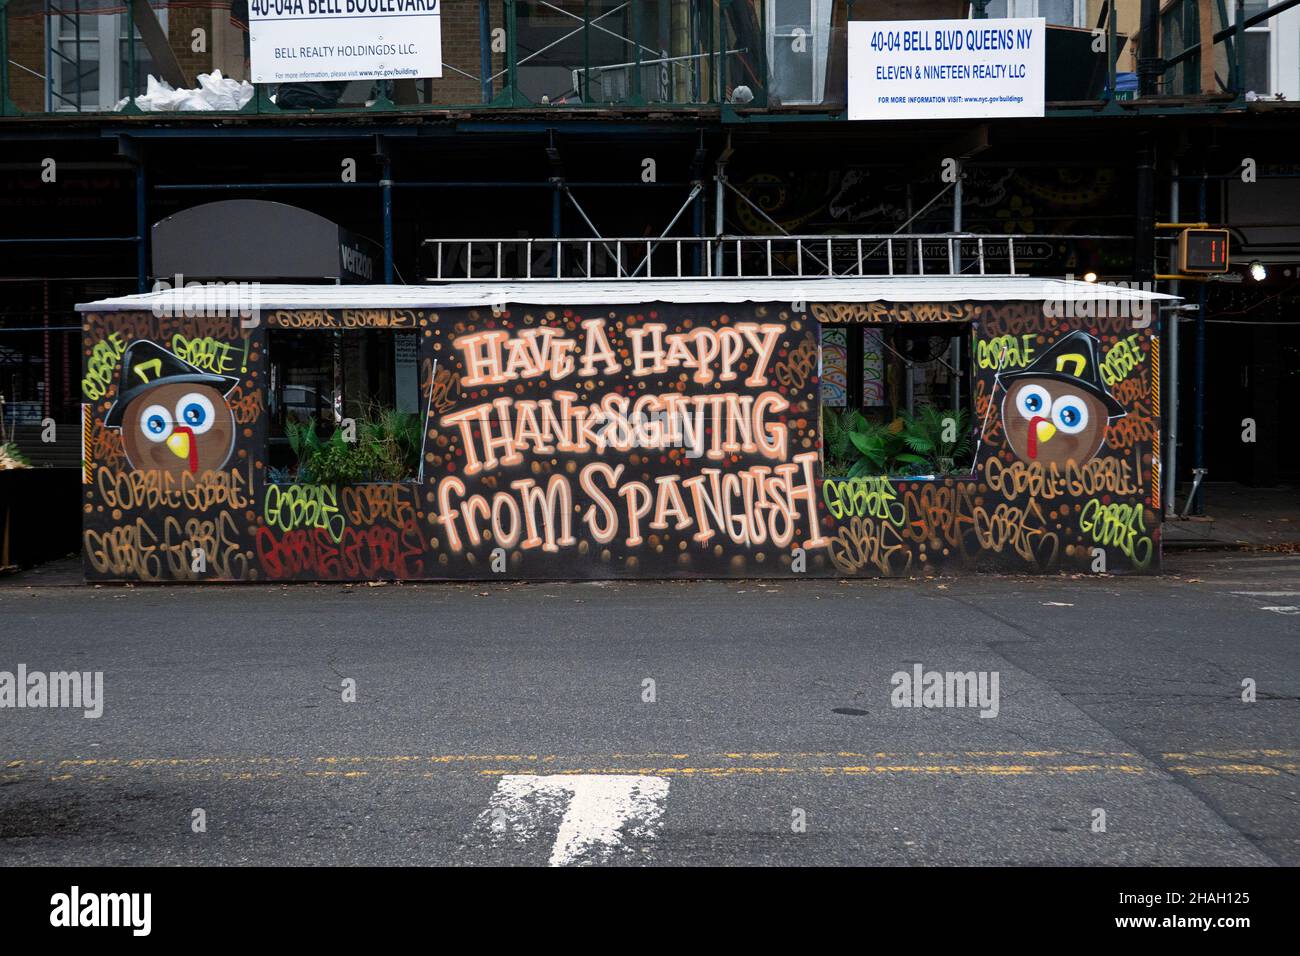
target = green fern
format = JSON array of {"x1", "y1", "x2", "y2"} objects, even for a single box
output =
[
  {"x1": 899, "y1": 407, "x2": 973, "y2": 474},
  {"x1": 822, "y1": 405, "x2": 972, "y2": 478}
]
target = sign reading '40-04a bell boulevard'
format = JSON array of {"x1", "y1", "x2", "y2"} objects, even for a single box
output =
[
  {"x1": 248, "y1": 0, "x2": 442, "y2": 85},
  {"x1": 848, "y1": 17, "x2": 1045, "y2": 121}
]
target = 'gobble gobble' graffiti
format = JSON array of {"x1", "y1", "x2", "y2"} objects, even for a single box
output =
[{"x1": 80, "y1": 300, "x2": 1158, "y2": 581}]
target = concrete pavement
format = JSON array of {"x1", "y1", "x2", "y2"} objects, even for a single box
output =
[{"x1": 1, "y1": 549, "x2": 1297, "y2": 866}]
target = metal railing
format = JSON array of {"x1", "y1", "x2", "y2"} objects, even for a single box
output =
[
  {"x1": 422, "y1": 233, "x2": 1047, "y2": 281},
  {"x1": 7, "y1": 0, "x2": 1297, "y2": 118}
]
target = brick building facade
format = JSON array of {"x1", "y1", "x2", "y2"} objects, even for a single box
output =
[{"x1": 4, "y1": 0, "x2": 500, "y2": 111}]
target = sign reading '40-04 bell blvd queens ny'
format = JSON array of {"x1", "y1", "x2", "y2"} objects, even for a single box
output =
[
  {"x1": 249, "y1": 0, "x2": 442, "y2": 85},
  {"x1": 848, "y1": 18, "x2": 1045, "y2": 121}
]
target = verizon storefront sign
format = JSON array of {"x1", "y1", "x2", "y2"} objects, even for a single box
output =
[
  {"x1": 848, "y1": 18, "x2": 1044, "y2": 120},
  {"x1": 249, "y1": 0, "x2": 443, "y2": 84}
]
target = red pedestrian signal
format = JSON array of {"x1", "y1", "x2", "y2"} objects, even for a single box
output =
[{"x1": 1179, "y1": 228, "x2": 1230, "y2": 274}]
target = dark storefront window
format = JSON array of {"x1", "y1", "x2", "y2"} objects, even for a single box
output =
[
  {"x1": 267, "y1": 329, "x2": 421, "y2": 483},
  {"x1": 820, "y1": 324, "x2": 972, "y2": 479}
]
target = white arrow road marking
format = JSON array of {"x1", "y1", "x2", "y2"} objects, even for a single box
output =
[
  {"x1": 479, "y1": 774, "x2": 670, "y2": 866},
  {"x1": 1258, "y1": 606, "x2": 1300, "y2": 615}
]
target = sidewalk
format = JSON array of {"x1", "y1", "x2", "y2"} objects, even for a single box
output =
[
  {"x1": 1162, "y1": 481, "x2": 1300, "y2": 550},
  {"x1": 0, "y1": 554, "x2": 83, "y2": 587}
]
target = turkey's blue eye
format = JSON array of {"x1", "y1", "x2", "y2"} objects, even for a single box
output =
[
  {"x1": 1052, "y1": 395, "x2": 1090, "y2": 435},
  {"x1": 139, "y1": 403, "x2": 172, "y2": 443},
  {"x1": 1016, "y1": 384, "x2": 1052, "y2": 420},
  {"x1": 174, "y1": 392, "x2": 217, "y2": 435}
]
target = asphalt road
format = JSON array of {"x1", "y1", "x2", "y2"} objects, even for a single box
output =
[{"x1": 1, "y1": 549, "x2": 1297, "y2": 866}]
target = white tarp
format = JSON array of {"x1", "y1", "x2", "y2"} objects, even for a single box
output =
[{"x1": 114, "y1": 71, "x2": 254, "y2": 112}]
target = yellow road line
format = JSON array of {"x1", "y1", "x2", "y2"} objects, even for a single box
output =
[{"x1": 3, "y1": 748, "x2": 1296, "y2": 784}]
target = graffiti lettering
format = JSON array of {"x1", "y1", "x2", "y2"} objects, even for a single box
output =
[
  {"x1": 811, "y1": 302, "x2": 974, "y2": 324},
  {"x1": 771, "y1": 335, "x2": 818, "y2": 391},
  {"x1": 255, "y1": 521, "x2": 425, "y2": 580},
  {"x1": 976, "y1": 334, "x2": 1035, "y2": 370},
  {"x1": 96, "y1": 467, "x2": 250, "y2": 512},
  {"x1": 161, "y1": 512, "x2": 249, "y2": 579},
  {"x1": 984, "y1": 457, "x2": 1140, "y2": 502},
  {"x1": 972, "y1": 499, "x2": 1059, "y2": 566},
  {"x1": 171, "y1": 334, "x2": 241, "y2": 377},
  {"x1": 225, "y1": 383, "x2": 265, "y2": 426},
  {"x1": 1099, "y1": 333, "x2": 1146, "y2": 386},
  {"x1": 264, "y1": 484, "x2": 346, "y2": 543},
  {"x1": 826, "y1": 516, "x2": 914, "y2": 575},
  {"x1": 268, "y1": 309, "x2": 418, "y2": 330},
  {"x1": 822, "y1": 476, "x2": 906, "y2": 526},
  {"x1": 1078, "y1": 499, "x2": 1153, "y2": 568},
  {"x1": 339, "y1": 483, "x2": 419, "y2": 529},
  {"x1": 84, "y1": 518, "x2": 161, "y2": 579},
  {"x1": 82, "y1": 332, "x2": 127, "y2": 401}
]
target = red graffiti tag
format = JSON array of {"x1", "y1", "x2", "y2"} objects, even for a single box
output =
[{"x1": 254, "y1": 522, "x2": 425, "y2": 580}]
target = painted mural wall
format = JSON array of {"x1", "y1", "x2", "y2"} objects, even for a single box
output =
[{"x1": 79, "y1": 298, "x2": 1160, "y2": 582}]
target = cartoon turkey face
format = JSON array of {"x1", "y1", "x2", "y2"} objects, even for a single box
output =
[
  {"x1": 1001, "y1": 380, "x2": 1109, "y2": 467},
  {"x1": 105, "y1": 340, "x2": 240, "y2": 478},
  {"x1": 995, "y1": 329, "x2": 1126, "y2": 468},
  {"x1": 119, "y1": 382, "x2": 236, "y2": 476}
]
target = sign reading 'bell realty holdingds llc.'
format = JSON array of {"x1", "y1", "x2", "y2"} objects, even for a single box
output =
[
  {"x1": 249, "y1": 0, "x2": 442, "y2": 84},
  {"x1": 848, "y1": 17, "x2": 1045, "y2": 120}
]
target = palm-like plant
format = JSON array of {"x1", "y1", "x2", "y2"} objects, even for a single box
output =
[
  {"x1": 284, "y1": 407, "x2": 423, "y2": 484},
  {"x1": 0, "y1": 442, "x2": 31, "y2": 470},
  {"x1": 846, "y1": 417, "x2": 912, "y2": 477},
  {"x1": 820, "y1": 406, "x2": 861, "y2": 474},
  {"x1": 822, "y1": 408, "x2": 927, "y2": 478},
  {"x1": 899, "y1": 407, "x2": 973, "y2": 474},
  {"x1": 822, "y1": 406, "x2": 972, "y2": 478},
  {"x1": 358, "y1": 405, "x2": 422, "y2": 480}
]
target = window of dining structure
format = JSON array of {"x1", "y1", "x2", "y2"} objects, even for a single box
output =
[
  {"x1": 266, "y1": 329, "x2": 422, "y2": 484},
  {"x1": 819, "y1": 323, "x2": 974, "y2": 479}
]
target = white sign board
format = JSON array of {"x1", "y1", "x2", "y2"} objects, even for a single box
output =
[
  {"x1": 394, "y1": 333, "x2": 419, "y2": 413},
  {"x1": 249, "y1": 0, "x2": 443, "y2": 85},
  {"x1": 848, "y1": 18, "x2": 1045, "y2": 121}
]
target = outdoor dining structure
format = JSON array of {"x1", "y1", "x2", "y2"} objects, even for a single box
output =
[{"x1": 77, "y1": 271, "x2": 1171, "y2": 582}]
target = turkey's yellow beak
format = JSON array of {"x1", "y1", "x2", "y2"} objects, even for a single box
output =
[
  {"x1": 1035, "y1": 420, "x2": 1057, "y2": 444},
  {"x1": 166, "y1": 431, "x2": 191, "y2": 460}
]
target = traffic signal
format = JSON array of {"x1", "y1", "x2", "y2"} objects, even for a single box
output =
[{"x1": 1178, "y1": 228, "x2": 1231, "y2": 274}]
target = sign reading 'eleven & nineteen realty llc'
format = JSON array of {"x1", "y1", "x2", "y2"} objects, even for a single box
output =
[
  {"x1": 249, "y1": 0, "x2": 443, "y2": 85},
  {"x1": 848, "y1": 17, "x2": 1045, "y2": 121}
]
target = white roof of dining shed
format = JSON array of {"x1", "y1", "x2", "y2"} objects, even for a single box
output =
[{"x1": 77, "y1": 277, "x2": 1177, "y2": 312}]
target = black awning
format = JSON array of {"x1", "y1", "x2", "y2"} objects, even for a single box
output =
[{"x1": 151, "y1": 199, "x2": 381, "y2": 283}]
